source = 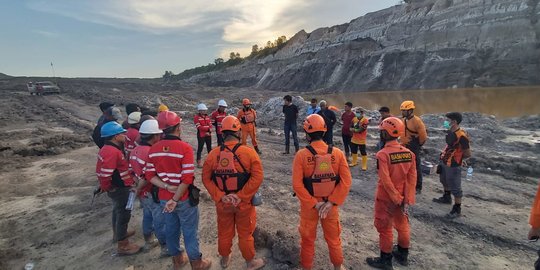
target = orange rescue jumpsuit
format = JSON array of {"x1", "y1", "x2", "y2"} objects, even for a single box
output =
[
  {"x1": 292, "y1": 140, "x2": 352, "y2": 269},
  {"x1": 530, "y1": 183, "x2": 540, "y2": 229},
  {"x1": 237, "y1": 108, "x2": 258, "y2": 147},
  {"x1": 202, "y1": 141, "x2": 263, "y2": 261},
  {"x1": 374, "y1": 140, "x2": 417, "y2": 253}
]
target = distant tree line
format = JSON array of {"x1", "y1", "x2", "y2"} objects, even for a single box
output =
[{"x1": 164, "y1": 35, "x2": 288, "y2": 81}]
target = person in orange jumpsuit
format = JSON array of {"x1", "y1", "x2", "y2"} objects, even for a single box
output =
[
  {"x1": 528, "y1": 183, "x2": 540, "y2": 270},
  {"x1": 292, "y1": 114, "x2": 352, "y2": 270},
  {"x1": 237, "y1": 98, "x2": 261, "y2": 154},
  {"x1": 400, "y1": 100, "x2": 427, "y2": 194},
  {"x1": 202, "y1": 115, "x2": 266, "y2": 270},
  {"x1": 366, "y1": 117, "x2": 417, "y2": 269}
]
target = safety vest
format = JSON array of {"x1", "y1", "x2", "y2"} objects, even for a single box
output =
[
  {"x1": 211, "y1": 144, "x2": 251, "y2": 193},
  {"x1": 242, "y1": 109, "x2": 256, "y2": 123},
  {"x1": 303, "y1": 145, "x2": 340, "y2": 198},
  {"x1": 441, "y1": 129, "x2": 469, "y2": 167}
]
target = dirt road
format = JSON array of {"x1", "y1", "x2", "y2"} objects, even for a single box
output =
[{"x1": 0, "y1": 81, "x2": 538, "y2": 270}]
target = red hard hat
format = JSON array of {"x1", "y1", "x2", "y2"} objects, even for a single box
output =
[
  {"x1": 379, "y1": 117, "x2": 404, "y2": 138},
  {"x1": 157, "y1": 111, "x2": 181, "y2": 130}
]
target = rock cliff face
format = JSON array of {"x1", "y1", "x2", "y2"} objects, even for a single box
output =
[{"x1": 185, "y1": 0, "x2": 540, "y2": 91}]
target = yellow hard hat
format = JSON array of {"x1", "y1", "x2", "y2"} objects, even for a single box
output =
[
  {"x1": 400, "y1": 100, "x2": 415, "y2": 110},
  {"x1": 158, "y1": 104, "x2": 169, "y2": 112}
]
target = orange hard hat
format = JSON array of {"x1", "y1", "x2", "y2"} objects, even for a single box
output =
[
  {"x1": 400, "y1": 100, "x2": 415, "y2": 110},
  {"x1": 379, "y1": 116, "x2": 404, "y2": 138},
  {"x1": 328, "y1": 105, "x2": 339, "y2": 112},
  {"x1": 303, "y1": 114, "x2": 327, "y2": 133},
  {"x1": 157, "y1": 111, "x2": 181, "y2": 130},
  {"x1": 242, "y1": 98, "x2": 251, "y2": 106},
  {"x1": 221, "y1": 115, "x2": 241, "y2": 132}
]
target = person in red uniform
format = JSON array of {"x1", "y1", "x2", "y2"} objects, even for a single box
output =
[
  {"x1": 130, "y1": 119, "x2": 169, "y2": 256},
  {"x1": 194, "y1": 103, "x2": 212, "y2": 168},
  {"x1": 145, "y1": 111, "x2": 211, "y2": 270},
  {"x1": 366, "y1": 117, "x2": 417, "y2": 269},
  {"x1": 341, "y1": 102, "x2": 355, "y2": 162},
  {"x1": 293, "y1": 114, "x2": 352, "y2": 270},
  {"x1": 125, "y1": 111, "x2": 141, "y2": 158},
  {"x1": 96, "y1": 121, "x2": 141, "y2": 255},
  {"x1": 202, "y1": 115, "x2": 266, "y2": 270},
  {"x1": 211, "y1": 99, "x2": 228, "y2": 146}
]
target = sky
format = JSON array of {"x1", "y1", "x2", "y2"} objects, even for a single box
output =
[{"x1": 0, "y1": 0, "x2": 396, "y2": 78}]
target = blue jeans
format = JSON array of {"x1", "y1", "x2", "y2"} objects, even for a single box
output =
[
  {"x1": 141, "y1": 195, "x2": 166, "y2": 245},
  {"x1": 161, "y1": 199, "x2": 201, "y2": 260},
  {"x1": 284, "y1": 122, "x2": 299, "y2": 151}
]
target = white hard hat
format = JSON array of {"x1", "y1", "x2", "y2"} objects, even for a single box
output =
[
  {"x1": 139, "y1": 119, "x2": 163, "y2": 134},
  {"x1": 197, "y1": 103, "x2": 208, "y2": 111},
  {"x1": 128, "y1": 111, "x2": 142, "y2": 124},
  {"x1": 218, "y1": 99, "x2": 228, "y2": 107}
]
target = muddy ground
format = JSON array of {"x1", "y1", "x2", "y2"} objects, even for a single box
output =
[{"x1": 0, "y1": 78, "x2": 539, "y2": 270}]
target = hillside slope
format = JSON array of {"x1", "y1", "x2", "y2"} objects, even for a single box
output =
[{"x1": 184, "y1": 0, "x2": 540, "y2": 91}]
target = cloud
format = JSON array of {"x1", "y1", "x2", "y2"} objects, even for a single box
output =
[
  {"x1": 33, "y1": 30, "x2": 59, "y2": 38},
  {"x1": 27, "y1": 0, "x2": 395, "y2": 59}
]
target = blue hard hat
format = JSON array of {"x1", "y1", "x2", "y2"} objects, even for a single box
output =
[{"x1": 101, "y1": 121, "x2": 127, "y2": 138}]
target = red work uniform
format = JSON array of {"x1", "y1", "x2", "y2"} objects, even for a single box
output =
[
  {"x1": 145, "y1": 135, "x2": 195, "y2": 201},
  {"x1": 210, "y1": 110, "x2": 227, "y2": 135},
  {"x1": 374, "y1": 140, "x2": 417, "y2": 253},
  {"x1": 194, "y1": 114, "x2": 212, "y2": 138},
  {"x1": 124, "y1": 127, "x2": 139, "y2": 158},
  {"x1": 292, "y1": 140, "x2": 352, "y2": 269},
  {"x1": 130, "y1": 142, "x2": 153, "y2": 198},
  {"x1": 202, "y1": 141, "x2": 263, "y2": 261},
  {"x1": 96, "y1": 142, "x2": 135, "y2": 191}
]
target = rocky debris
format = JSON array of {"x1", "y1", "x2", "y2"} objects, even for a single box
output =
[
  {"x1": 503, "y1": 114, "x2": 540, "y2": 130},
  {"x1": 182, "y1": 0, "x2": 540, "y2": 91},
  {"x1": 253, "y1": 227, "x2": 300, "y2": 267}
]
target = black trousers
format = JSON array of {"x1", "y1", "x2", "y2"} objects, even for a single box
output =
[
  {"x1": 350, "y1": 143, "x2": 367, "y2": 155},
  {"x1": 197, "y1": 135, "x2": 212, "y2": 161},
  {"x1": 216, "y1": 133, "x2": 224, "y2": 146},
  {"x1": 411, "y1": 148, "x2": 423, "y2": 191},
  {"x1": 323, "y1": 130, "x2": 334, "y2": 145},
  {"x1": 342, "y1": 134, "x2": 352, "y2": 156},
  {"x1": 108, "y1": 187, "x2": 132, "y2": 241}
]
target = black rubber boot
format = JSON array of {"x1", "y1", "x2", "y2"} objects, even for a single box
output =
[
  {"x1": 447, "y1": 204, "x2": 462, "y2": 218},
  {"x1": 392, "y1": 245, "x2": 409, "y2": 266},
  {"x1": 254, "y1": 146, "x2": 262, "y2": 155},
  {"x1": 433, "y1": 191, "x2": 452, "y2": 204},
  {"x1": 282, "y1": 145, "x2": 290, "y2": 155},
  {"x1": 366, "y1": 251, "x2": 393, "y2": 270}
]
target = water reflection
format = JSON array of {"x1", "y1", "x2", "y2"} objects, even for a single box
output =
[{"x1": 315, "y1": 86, "x2": 540, "y2": 118}]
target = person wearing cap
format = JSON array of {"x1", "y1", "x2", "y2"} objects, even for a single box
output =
[
  {"x1": 158, "y1": 104, "x2": 169, "y2": 113},
  {"x1": 96, "y1": 121, "x2": 142, "y2": 256},
  {"x1": 123, "y1": 103, "x2": 141, "y2": 129},
  {"x1": 317, "y1": 100, "x2": 337, "y2": 145},
  {"x1": 366, "y1": 117, "x2": 417, "y2": 269},
  {"x1": 202, "y1": 115, "x2": 266, "y2": 270},
  {"x1": 293, "y1": 114, "x2": 351, "y2": 270},
  {"x1": 125, "y1": 112, "x2": 142, "y2": 158},
  {"x1": 400, "y1": 101, "x2": 427, "y2": 194},
  {"x1": 93, "y1": 106, "x2": 123, "y2": 149},
  {"x1": 130, "y1": 119, "x2": 170, "y2": 256},
  {"x1": 194, "y1": 103, "x2": 212, "y2": 168},
  {"x1": 237, "y1": 98, "x2": 261, "y2": 154},
  {"x1": 433, "y1": 112, "x2": 471, "y2": 218},
  {"x1": 211, "y1": 100, "x2": 228, "y2": 146},
  {"x1": 146, "y1": 111, "x2": 211, "y2": 270},
  {"x1": 377, "y1": 107, "x2": 392, "y2": 150}
]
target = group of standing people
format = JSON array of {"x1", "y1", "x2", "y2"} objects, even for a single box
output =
[{"x1": 92, "y1": 96, "x2": 476, "y2": 270}]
